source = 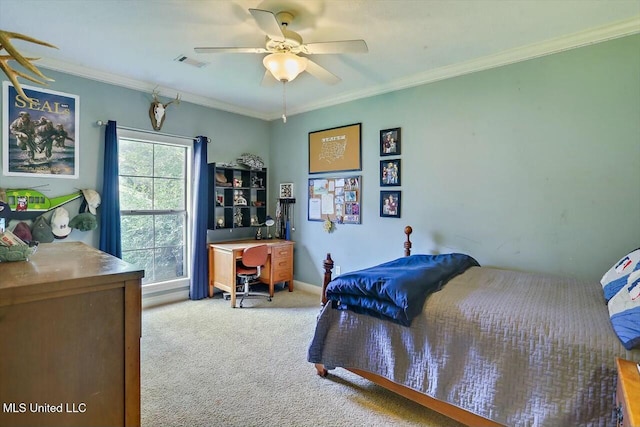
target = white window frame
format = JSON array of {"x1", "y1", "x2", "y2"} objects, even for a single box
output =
[{"x1": 117, "y1": 128, "x2": 193, "y2": 295}]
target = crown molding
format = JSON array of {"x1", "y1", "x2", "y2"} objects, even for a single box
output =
[
  {"x1": 35, "y1": 58, "x2": 272, "y2": 121},
  {"x1": 32, "y1": 16, "x2": 640, "y2": 122},
  {"x1": 276, "y1": 16, "x2": 640, "y2": 121}
]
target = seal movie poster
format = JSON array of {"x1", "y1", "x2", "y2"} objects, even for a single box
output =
[{"x1": 3, "y1": 82, "x2": 79, "y2": 178}]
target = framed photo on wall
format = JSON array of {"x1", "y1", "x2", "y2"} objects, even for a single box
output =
[
  {"x1": 309, "y1": 123, "x2": 361, "y2": 174},
  {"x1": 2, "y1": 82, "x2": 80, "y2": 178},
  {"x1": 380, "y1": 159, "x2": 401, "y2": 186},
  {"x1": 380, "y1": 190, "x2": 401, "y2": 218},
  {"x1": 279, "y1": 183, "x2": 294, "y2": 198},
  {"x1": 380, "y1": 127, "x2": 401, "y2": 156}
]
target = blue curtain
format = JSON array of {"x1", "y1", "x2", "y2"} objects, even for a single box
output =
[
  {"x1": 99, "y1": 120, "x2": 122, "y2": 258},
  {"x1": 190, "y1": 136, "x2": 209, "y2": 300}
]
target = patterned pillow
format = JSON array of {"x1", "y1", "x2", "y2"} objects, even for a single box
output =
[
  {"x1": 608, "y1": 269, "x2": 640, "y2": 350},
  {"x1": 601, "y1": 248, "x2": 640, "y2": 302}
]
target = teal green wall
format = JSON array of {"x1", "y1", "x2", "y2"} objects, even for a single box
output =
[
  {"x1": 269, "y1": 34, "x2": 640, "y2": 283},
  {"x1": 0, "y1": 70, "x2": 269, "y2": 248},
  {"x1": 1, "y1": 35, "x2": 638, "y2": 284}
]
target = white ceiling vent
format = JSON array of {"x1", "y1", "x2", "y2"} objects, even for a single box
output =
[{"x1": 174, "y1": 55, "x2": 208, "y2": 68}]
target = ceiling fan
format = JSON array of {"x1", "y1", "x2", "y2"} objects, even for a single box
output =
[{"x1": 194, "y1": 8, "x2": 368, "y2": 85}]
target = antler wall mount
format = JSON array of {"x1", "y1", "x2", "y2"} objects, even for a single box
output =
[{"x1": 0, "y1": 29, "x2": 57, "y2": 101}]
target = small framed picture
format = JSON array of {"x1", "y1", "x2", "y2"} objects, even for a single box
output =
[
  {"x1": 279, "y1": 183, "x2": 294, "y2": 198},
  {"x1": 380, "y1": 127, "x2": 401, "y2": 156},
  {"x1": 380, "y1": 191, "x2": 401, "y2": 218},
  {"x1": 380, "y1": 159, "x2": 401, "y2": 186}
]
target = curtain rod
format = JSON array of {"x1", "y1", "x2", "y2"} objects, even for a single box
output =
[{"x1": 95, "y1": 120, "x2": 210, "y2": 142}]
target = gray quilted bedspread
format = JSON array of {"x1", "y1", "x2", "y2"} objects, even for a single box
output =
[{"x1": 308, "y1": 266, "x2": 640, "y2": 426}]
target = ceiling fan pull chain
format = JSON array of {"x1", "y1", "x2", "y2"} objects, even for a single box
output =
[{"x1": 282, "y1": 81, "x2": 287, "y2": 123}]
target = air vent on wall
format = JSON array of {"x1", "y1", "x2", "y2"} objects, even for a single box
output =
[{"x1": 174, "y1": 55, "x2": 208, "y2": 68}]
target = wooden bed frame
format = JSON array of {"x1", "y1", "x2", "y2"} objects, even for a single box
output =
[{"x1": 313, "y1": 226, "x2": 503, "y2": 427}]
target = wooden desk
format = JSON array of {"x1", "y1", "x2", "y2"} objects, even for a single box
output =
[
  {"x1": 208, "y1": 239, "x2": 294, "y2": 307},
  {"x1": 0, "y1": 242, "x2": 143, "y2": 427}
]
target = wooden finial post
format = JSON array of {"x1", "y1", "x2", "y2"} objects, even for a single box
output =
[
  {"x1": 322, "y1": 253, "x2": 334, "y2": 305},
  {"x1": 404, "y1": 225, "x2": 413, "y2": 257}
]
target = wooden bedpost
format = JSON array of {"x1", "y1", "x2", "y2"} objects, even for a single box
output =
[
  {"x1": 315, "y1": 227, "x2": 414, "y2": 379},
  {"x1": 314, "y1": 254, "x2": 334, "y2": 378},
  {"x1": 404, "y1": 225, "x2": 413, "y2": 256},
  {"x1": 322, "y1": 253, "x2": 334, "y2": 305}
]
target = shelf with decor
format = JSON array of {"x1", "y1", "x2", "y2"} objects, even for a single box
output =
[{"x1": 208, "y1": 163, "x2": 267, "y2": 230}]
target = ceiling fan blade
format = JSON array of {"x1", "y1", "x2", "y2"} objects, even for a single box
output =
[
  {"x1": 249, "y1": 8, "x2": 285, "y2": 42},
  {"x1": 305, "y1": 59, "x2": 341, "y2": 85},
  {"x1": 260, "y1": 69, "x2": 277, "y2": 86},
  {"x1": 302, "y1": 40, "x2": 368, "y2": 55},
  {"x1": 194, "y1": 47, "x2": 267, "y2": 54}
]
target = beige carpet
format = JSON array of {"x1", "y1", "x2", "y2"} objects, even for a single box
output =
[{"x1": 141, "y1": 286, "x2": 465, "y2": 427}]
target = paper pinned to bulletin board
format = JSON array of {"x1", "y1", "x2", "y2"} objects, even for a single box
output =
[{"x1": 308, "y1": 176, "x2": 361, "y2": 224}]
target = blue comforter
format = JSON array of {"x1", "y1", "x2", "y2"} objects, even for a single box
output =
[{"x1": 326, "y1": 253, "x2": 479, "y2": 326}]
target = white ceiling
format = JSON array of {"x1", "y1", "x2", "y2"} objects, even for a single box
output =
[{"x1": 1, "y1": 0, "x2": 639, "y2": 121}]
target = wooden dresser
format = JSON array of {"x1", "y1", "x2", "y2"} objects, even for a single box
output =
[
  {"x1": 616, "y1": 357, "x2": 640, "y2": 427},
  {"x1": 0, "y1": 242, "x2": 144, "y2": 427}
]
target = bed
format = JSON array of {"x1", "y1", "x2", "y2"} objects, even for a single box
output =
[{"x1": 308, "y1": 226, "x2": 640, "y2": 426}]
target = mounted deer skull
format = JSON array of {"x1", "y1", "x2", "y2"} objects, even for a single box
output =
[{"x1": 149, "y1": 89, "x2": 181, "y2": 131}]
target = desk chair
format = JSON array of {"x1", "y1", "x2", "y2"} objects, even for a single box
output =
[{"x1": 236, "y1": 244, "x2": 270, "y2": 308}]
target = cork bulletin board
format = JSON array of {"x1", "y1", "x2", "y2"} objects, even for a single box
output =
[
  {"x1": 308, "y1": 123, "x2": 361, "y2": 174},
  {"x1": 308, "y1": 176, "x2": 361, "y2": 224}
]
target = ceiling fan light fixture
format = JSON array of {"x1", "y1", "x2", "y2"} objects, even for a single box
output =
[{"x1": 263, "y1": 52, "x2": 308, "y2": 82}]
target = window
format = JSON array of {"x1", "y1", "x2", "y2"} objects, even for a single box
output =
[{"x1": 118, "y1": 130, "x2": 192, "y2": 289}]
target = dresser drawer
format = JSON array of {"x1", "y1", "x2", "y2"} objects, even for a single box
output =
[
  {"x1": 616, "y1": 358, "x2": 640, "y2": 427},
  {"x1": 617, "y1": 373, "x2": 629, "y2": 427}
]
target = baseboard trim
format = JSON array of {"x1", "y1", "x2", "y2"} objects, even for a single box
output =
[
  {"x1": 142, "y1": 288, "x2": 189, "y2": 309},
  {"x1": 141, "y1": 280, "x2": 321, "y2": 309},
  {"x1": 293, "y1": 280, "x2": 322, "y2": 297}
]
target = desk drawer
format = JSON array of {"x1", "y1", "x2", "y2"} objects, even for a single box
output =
[
  {"x1": 273, "y1": 259, "x2": 292, "y2": 280},
  {"x1": 271, "y1": 243, "x2": 293, "y2": 282},
  {"x1": 271, "y1": 245, "x2": 292, "y2": 261}
]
